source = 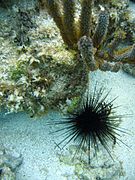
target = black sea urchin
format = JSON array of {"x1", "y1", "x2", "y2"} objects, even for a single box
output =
[{"x1": 53, "y1": 86, "x2": 127, "y2": 163}]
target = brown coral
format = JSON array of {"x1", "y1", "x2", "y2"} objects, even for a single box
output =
[{"x1": 40, "y1": 0, "x2": 135, "y2": 71}]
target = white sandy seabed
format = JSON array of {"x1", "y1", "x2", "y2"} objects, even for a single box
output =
[{"x1": 0, "y1": 69, "x2": 135, "y2": 180}]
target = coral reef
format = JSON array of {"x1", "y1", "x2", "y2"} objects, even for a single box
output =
[
  {"x1": 41, "y1": 0, "x2": 135, "y2": 71},
  {"x1": 0, "y1": 41, "x2": 88, "y2": 116},
  {"x1": 0, "y1": 0, "x2": 134, "y2": 115}
]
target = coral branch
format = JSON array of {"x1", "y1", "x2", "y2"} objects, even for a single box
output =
[
  {"x1": 45, "y1": 0, "x2": 71, "y2": 46},
  {"x1": 99, "y1": 62, "x2": 121, "y2": 72},
  {"x1": 93, "y1": 10, "x2": 109, "y2": 48},
  {"x1": 78, "y1": 36, "x2": 97, "y2": 71},
  {"x1": 114, "y1": 44, "x2": 135, "y2": 63},
  {"x1": 107, "y1": 30, "x2": 126, "y2": 57},
  {"x1": 63, "y1": 0, "x2": 77, "y2": 48},
  {"x1": 79, "y1": 0, "x2": 93, "y2": 37}
]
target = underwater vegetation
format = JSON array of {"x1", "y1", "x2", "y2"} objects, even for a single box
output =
[{"x1": 52, "y1": 85, "x2": 128, "y2": 163}]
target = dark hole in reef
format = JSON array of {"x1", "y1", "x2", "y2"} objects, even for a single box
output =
[{"x1": 0, "y1": 168, "x2": 3, "y2": 175}]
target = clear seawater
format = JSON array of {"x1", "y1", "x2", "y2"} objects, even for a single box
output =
[{"x1": 0, "y1": 1, "x2": 135, "y2": 180}]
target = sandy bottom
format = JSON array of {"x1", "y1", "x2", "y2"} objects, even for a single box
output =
[
  {"x1": 0, "y1": 70, "x2": 135, "y2": 180},
  {"x1": 129, "y1": 1, "x2": 135, "y2": 17},
  {"x1": 90, "y1": 70, "x2": 135, "y2": 180}
]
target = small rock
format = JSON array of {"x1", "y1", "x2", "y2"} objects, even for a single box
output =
[
  {"x1": 122, "y1": 64, "x2": 135, "y2": 76},
  {"x1": 4, "y1": 154, "x2": 23, "y2": 171},
  {"x1": 0, "y1": 166, "x2": 15, "y2": 180}
]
